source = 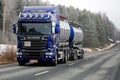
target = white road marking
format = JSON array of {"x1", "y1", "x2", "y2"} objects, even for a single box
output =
[
  {"x1": 35, "y1": 71, "x2": 49, "y2": 76},
  {"x1": 69, "y1": 63, "x2": 75, "y2": 65}
]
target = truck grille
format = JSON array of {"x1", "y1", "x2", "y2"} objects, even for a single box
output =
[
  {"x1": 22, "y1": 40, "x2": 46, "y2": 50},
  {"x1": 20, "y1": 36, "x2": 48, "y2": 58}
]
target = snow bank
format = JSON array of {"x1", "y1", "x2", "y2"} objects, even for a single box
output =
[
  {"x1": 0, "y1": 44, "x2": 17, "y2": 64},
  {"x1": 83, "y1": 48, "x2": 92, "y2": 53},
  {"x1": 0, "y1": 44, "x2": 7, "y2": 53},
  {"x1": 116, "y1": 40, "x2": 120, "y2": 44},
  {"x1": 0, "y1": 44, "x2": 17, "y2": 54},
  {"x1": 95, "y1": 43, "x2": 115, "y2": 51},
  {"x1": 84, "y1": 43, "x2": 116, "y2": 53}
]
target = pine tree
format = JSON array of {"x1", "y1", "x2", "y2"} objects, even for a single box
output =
[{"x1": 0, "y1": 0, "x2": 3, "y2": 30}]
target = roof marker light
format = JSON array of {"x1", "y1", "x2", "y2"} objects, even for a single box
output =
[
  {"x1": 19, "y1": 13, "x2": 25, "y2": 19},
  {"x1": 24, "y1": 13, "x2": 28, "y2": 18},
  {"x1": 29, "y1": 13, "x2": 33, "y2": 18},
  {"x1": 44, "y1": 13, "x2": 50, "y2": 19},
  {"x1": 41, "y1": 13, "x2": 44, "y2": 18},
  {"x1": 35, "y1": 13, "x2": 39, "y2": 18}
]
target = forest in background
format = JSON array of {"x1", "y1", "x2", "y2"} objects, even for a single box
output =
[{"x1": 0, "y1": 0, "x2": 120, "y2": 48}]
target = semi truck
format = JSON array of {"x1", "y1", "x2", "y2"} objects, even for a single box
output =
[{"x1": 13, "y1": 6, "x2": 84, "y2": 66}]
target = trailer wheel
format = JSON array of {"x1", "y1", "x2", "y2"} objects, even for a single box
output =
[
  {"x1": 67, "y1": 50, "x2": 70, "y2": 61},
  {"x1": 63, "y1": 54, "x2": 67, "y2": 63},
  {"x1": 77, "y1": 56, "x2": 81, "y2": 59},
  {"x1": 80, "y1": 50, "x2": 84, "y2": 59},
  {"x1": 78, "y1": 52, "x2": 82, "y2": 59},
  {"x1": 71, "y1": 53, "x2": 76, "y2": 61}
]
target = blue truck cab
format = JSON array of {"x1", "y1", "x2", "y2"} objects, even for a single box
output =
[{"x1": 13, "y1": 6, "x2": 60, "y2": 65}]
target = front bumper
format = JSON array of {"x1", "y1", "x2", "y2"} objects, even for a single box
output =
[{"x1": 17, "y1": 54, "x2": 56, "y2": 63}]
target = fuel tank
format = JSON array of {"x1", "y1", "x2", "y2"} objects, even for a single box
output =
[{"x1": 59, "y1": 20, "x2": 83, "y2": 44}]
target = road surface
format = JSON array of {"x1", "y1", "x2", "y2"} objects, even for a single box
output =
[{"x1": 0, "y1": 44, "x2": 120, "y2": 80}]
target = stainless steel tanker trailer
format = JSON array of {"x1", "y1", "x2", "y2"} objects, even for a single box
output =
[{"x1": 13, "y1": 6, "x2": 84, "y2": 66}]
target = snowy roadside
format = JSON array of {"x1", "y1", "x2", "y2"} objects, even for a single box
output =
[
  {"x1": 83, "y1": 41, "x2": 120, "y2": 53},
  {"x1": 0, "y1": 44, "x2": 17, "y2": 64}
]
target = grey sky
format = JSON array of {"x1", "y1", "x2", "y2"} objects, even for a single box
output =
[{"x1": 44, "y1": 0, "x2": 120, "y2": 29}]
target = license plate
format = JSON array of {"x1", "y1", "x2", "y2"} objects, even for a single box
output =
[
  {"x1": 24, "y1": 41, "x2": 31, "y2": 47},
  {"x1": 30, "y1": 60, "x2": 38, "y2": 63}
]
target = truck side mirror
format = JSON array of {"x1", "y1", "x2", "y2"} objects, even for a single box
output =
[{"x1": 12, "y1": 24, "x2": 17, "y2": 34}]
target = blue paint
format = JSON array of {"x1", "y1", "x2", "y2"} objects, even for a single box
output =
[
  {"x1": 18, "y1": 19, "x2": 51, "y2": 23},
  {"x1": 17, "y1": 36, "x2": 22, "y2": 50},
  {"x1": 46, "y1": 35, "x2": 53, "y2": 49},
  {"x1": 17, "y1": 55, "x2": 29, "y2": 63},
  {"x1": 69, "y1": 24, "x2": 74, "y2": 43},
  {"x1": 12, "y1": 24, "x2": 16, "y2": 33},
  {"x1": 55, "y1": 24, "x2": 60, "y2": 33}
]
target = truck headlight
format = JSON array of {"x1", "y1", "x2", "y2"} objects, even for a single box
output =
[
  {"x1": 46, "y1": 52, "x2": 53, "y2": 55},
  {"x1": 16, "y1": 52, "x2": 22, "y2": 55}
]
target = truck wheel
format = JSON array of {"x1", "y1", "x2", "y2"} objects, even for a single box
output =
[
  {"x1": 71, "y1": 53, "x2": 76, "y2": 61},
  {"x1": 80, "y1": 50, "x2": 84, "y2": 59},
  {"x1": 18, "y1": 62, "x2": 25, "y2": 66},
  {"x1": 52, "y1": 55, "x2": 57, "y2": 66},
  {"x1": 77, "y1": 56, "x2": 81, "y2": 59},
  {"x1": 67, "y1": 51, "x2": 70, "y2": 61},
  {"x1": 81, "y1": 54, "x2": 83, "y2": 59},
  {"x1": 52, "y1": 60, "x2": 57, "y2": 66},
  {"x1": 63, "y1": 55, "x2": 67, "y2": 63}
]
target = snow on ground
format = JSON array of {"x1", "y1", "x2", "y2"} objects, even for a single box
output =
[
  {"x1": 95, "y1": 43, "x2": 116, "y2": 51},
  {"x1": 0, "y1": 44, "x2": 17, "y2": 54},
  {"x1": 84, "y1": 43, "x2": 117, "y2": 53},
  {"x1": 83, "y1": 48, "x2": 93, "y2": 53},
  {"x1": 0, "y1": 44, "x2": 7, "y2": 53},
  {"x1": 0, "y1": 44, "x2": 17, "y2": 64}
]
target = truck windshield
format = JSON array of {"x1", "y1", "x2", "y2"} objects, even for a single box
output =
[{"x1": 18, "y1": 22, "x2": 52, "y2": 35}]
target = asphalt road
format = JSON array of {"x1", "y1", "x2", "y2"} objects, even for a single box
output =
[{"x1": 0, "y1": 44, "x2": 120, "y2": 80}]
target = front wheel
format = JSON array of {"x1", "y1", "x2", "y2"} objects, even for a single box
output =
[
  {"x1": 52, "y1": 55, "x2": 57, "y2": 66},
  {"x1": 18, "y1": 62, "x2": 25, "y2": 66}
]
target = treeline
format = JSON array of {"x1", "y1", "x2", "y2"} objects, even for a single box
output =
[
  {"x1": 0, "y1": 0, "x2": 2, "y2": 30},
  {"x1": 58, "y1": 5, "x2": 119, "y2": 47},
  {"x1": 0, "y1": 0, "x2": 120, "y2": 48},
  {"x1": 0, "y1": 0, "x2": 3, "y2": 38}
]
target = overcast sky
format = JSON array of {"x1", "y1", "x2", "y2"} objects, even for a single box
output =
[{"x1": 43, "y1": 0, "x2": 120, "y2": 29}]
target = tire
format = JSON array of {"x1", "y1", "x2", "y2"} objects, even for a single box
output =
[
  {"x1": 52, "y1": 55, "x2": 57, "y2": 66},
  {"x1": 71, "y1": 53, "x2": 76, "y2": 61},
  {"x1": 63, "y1": 55, "x2": 67, "y2": 63},
  {"x1": 77, "y1": 56, "x2": 81, "y2": 59},
  {"x1": 67, "y1": 51, "x2": 70, "y2": 61},
  {"x1": 18, "y1": 62, "x2": 25, "y2": 66},
  {"x1": 72, "y1": 49, "x2": 78, "y2": 61},
  {"x1": 81, "y1": 54, "x2": 84, "y2": 59},
  {"x1": 52, "y1": 60, "x2": 57, "y2": 66},
  {"x1": 80, "y1": 50, "x2": 84, "y2": 59}
]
